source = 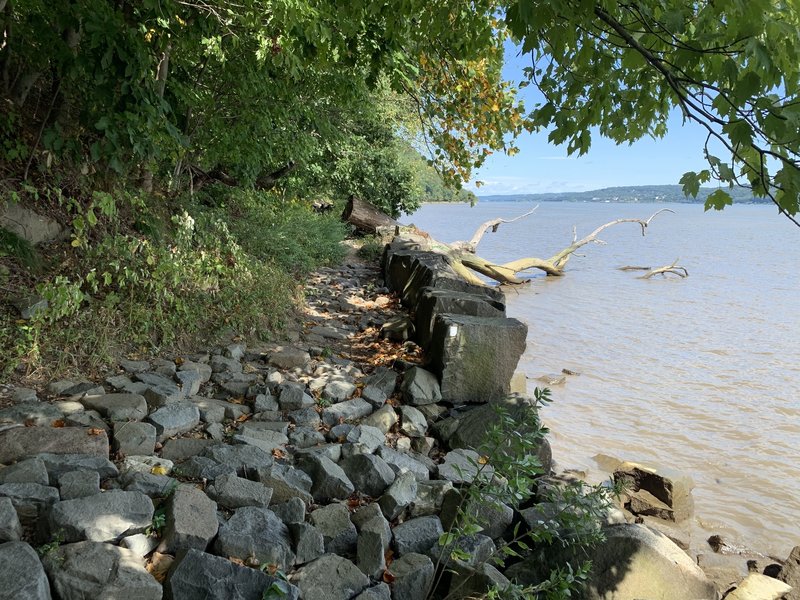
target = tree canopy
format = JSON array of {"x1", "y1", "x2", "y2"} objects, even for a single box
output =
[{"x1": 2, "y1": 0, "x2": 799, "y2": 223}]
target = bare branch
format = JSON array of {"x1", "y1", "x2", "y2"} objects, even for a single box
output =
[
  {"x1": 451, "y1": 206, "x2": 539, "y2": 253},
  {"x1": 638, "y1": 258, "x2": 688, "y2": 279}
]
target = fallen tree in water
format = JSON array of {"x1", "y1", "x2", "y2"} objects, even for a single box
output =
[
  {"x1": 619, "y1": 259, "x2": 689, "y2": 279},
  {"x1": 344, "y1": 198, "x2": 675, "y2": 286}
]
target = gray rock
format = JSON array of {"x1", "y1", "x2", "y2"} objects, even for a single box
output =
[
  {"x1": 376, "y1": 447, "x2": 429, "y2": 481},
  {"x1": 205, "y1": 422, "x2": 225, "y2": 440},
  {"x1": 357, "y1": 515, "x2": 391, "y2": 578},
  {"x1": 438, "y1": 448, "x2": 494, "y2": 485},
  {"x1": 0, "y1": 424, "x2": 108, "y2": 463},
  {"x1": 80, "y1": 393, "x2": 148, "y2": 421},
  {"x1": 11, "y1": 387, "x2": 38, "y2": 403},
  {"x1": 271, "y1": 497, "x2": 306, "y2": 525},
  {"x1": 344, "y1": 425, "x2": 385, "y2": 455},
  {"x1": 293, "y1": 555, "x2": 370, "y2": 600},
  {"x1": 179, "y1": 360, "x2": 213, "y2": 383},
  {"x1": 175, "y1": 370, "x2": 202, "y2": 396},
  {"x1": 427, "y1": 533, "x2": 495, "y2": 569},
  {"x1": 146, "y1": 402, "x2": 200, "y2": 442},
  {"x1": 202, "y1": 443, "x2": 273, "y2": 478},
  {"x1": 190, "y1": 396, "x2": 251, "y2": 423},
  {"x1": 113, "y1": 421, "x2": 157, "y2": 456},
  {"x1": 121, "y1": 472, "x2": 179, "y2": 497},
  {"x1": 310, "y1": 503, "x2": 358, "y2": 555},
  {"x1": 415, "y1": 287, "x2": 505, "y2": 348},
  {"x1": 233, "y1": 422, "x2": 288, "y2": 452},
  {"x1": 350, "y1": 503, "x2": 385, "y2": 530},
  {"x1": 364, "y1": 367, "x2": 398, "y2": 399},
  {"x1": 206, "y1": 473, "x2": 273, "y2": 508},
  {"x1": 48, "y1": 490, "x2": 154, "y2": 542},
  {"x1": 13, "y1": 296, "x2": 49, "y2": 321},
  {"x1": 390, "y1": 552, "x2": 435, "y2": 600},
  {"x1": 120, "y1": 533, "x2": 159, "y2": 558},
  {"x1": 61, "y1": 381, "x2": 106, "y2": 397},
  {"x1": 0, "y1": 541, "x2": 52, "y2": 599},
  {"x1": 120, "y1": 359, "x2": 151, "y2": 373},
  {"x1": 361, "y1": 385, "x2": 388, "y2": 408},
  {"x1": 299, "y1": 455, "x2": 355, "y2": 503},
  {"x1": 157, "y1": 484, "x2": 218, "y2": 554},
  {"x1": 143, "y1": 383, "x2": 184, "y2": 408},
  {"x1": 323, "y1": 379, "x2": 356, "y2": 402},
  {"x1": 354, "y1": 583, "x2": 391, "y2": 600},
  {"x1": 440, "y1": 490, "x2": 512, "y2": 540},
  {"x1": 256, "y1": 463, "x2": 313, "y2": 504},
  {"x1": 779, "y1": 544, "x2": 800, "y2": 598},
  {"x1": 58, "y1": 470, "x2": 100, "y2": 500},
  {"x1": 268, "y1": 347, "x2": 310, "y2": 370},
  {"x1": 0, "y1": 457, "x2": 48, "y2": 485},
  {"x1": 287, "y1": 407, "x2": 321, "y2": 428},
  {"x1": 36, "y1": 453, "x2": 118, "y2": 485},
  {"x1": 217, "y1": 379, "x2": 251, "y2": 398},
  {"x1": 214, "y1": 507, "x2": 294, "y2": 569},
  {"x1": 165, "y1": 548, "x2": 299, "y2": 600},
  {"x1": 160, "y1": 438, "x2": 216, "y2": 462},
  {"x1": 447, "y1": 563, "x2": 510, "y2": 599},
  {"x1": 224, "y1": 343, "x2": 246, "y2": 360},
  {"x1": 0, "y1": 403, "x2": 63, "y2": 427},
  {"x1": 210, "y1": 355, "x2": 242, "y2": 374},
  {"x1": 105, "y1": 374, "x2": 133, "y2": 390},
  {"x1": 321, "y1": 398, "x2": 373, "y2": 426},
  {"x1": 277, "y1": 383, "x2": 314, "y2": 411},
  {"x1": 429, "y1": 315, "x2": 527, "y2": 403},
  {"x1": 120, "y1": 455, "x2": 174, "y2": 475},
  {"x1": 295, "y1": 443, "x2": 342, "y2": 463},
  {"x1": 361, "y1": 404, "x2": 399, "y2": 434},
  {"x1": 400, "y1": 367, "x2": 442, "y2": 406},
  {"x1": 399, "y1": 405, "x2": 427, "y2": 438},
  {"x1": 43, "y1": 541, "x2": 161, "y2": 600},
  {"x1": 613, "y1": 461, "x2": 694, "y2": 523},
  {"x1": 64, "y1": 410, "x2": 108, "y2": 431},
  {"x1": 0, "y1": 497, "x2": 22, "y2": 541},
  {"x1": 289, "y1": 427, "x2": 326, "y2": 448},
  {"x1": 341, "y1": 454, "x2": 396, "y2": 497},
  {"x1": 253, "y1": 393, "x2": 279, "y2": 412},
  {"x1": 378, "y1": 471, "x2": 418, "y2": 520},
  {"x1": 0, "y1": 482, "x2": 59, "y2": 521},
  {"x1": 393, "y1": 515, "x2": 443, "y2": 557},
  {"x1": 330, "y1": 423, "x2": 354, "y2": 441},
  {"x1": 289, "y1": 522, "x2": 325, "y2": 564},
  {"x1": 137, "y1": 371, "x2": 180, "y2": 389}
]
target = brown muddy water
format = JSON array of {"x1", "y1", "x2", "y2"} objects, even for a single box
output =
[{"x1": 411, "y1": 201, "x2": 800, "y2": 557}]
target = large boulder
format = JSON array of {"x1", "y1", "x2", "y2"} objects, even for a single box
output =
[
  {"x1": 214, "y1": 507, "x2": 294, "y2": 570},
  {"x1": 157, "y1": 485, "x2": 218, "y2": 554},
  {"x1": 428, "y1": 314, "x2": 527, "y2": 403},
  {"x1": 0, "y1": 427, "x2": 109, "y2": 464},
  {"x1": 0, "y1": 541, "x2": 52, "y2": 599},
  {"x1": 293, "y1": 554, "x2": 370, "y2": 600},
  {"x1": 47, "y1": 490, "x2": 154, "y2": 542},
  {"x1": 613, "y1": 462, "x2": 694, "y2": 523},
  {"x1": 780, "y1": 545, "x2": 800, "y2": 599},
  {"x1": 414, "y1": 287, "x2": 505, "y2": 349}
]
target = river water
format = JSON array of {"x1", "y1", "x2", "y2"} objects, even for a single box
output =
[{"x1": 409, "y1": 201, "x2": 800, "y2": 557}]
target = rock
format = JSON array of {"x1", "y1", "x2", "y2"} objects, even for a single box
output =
[
  {"x1": 447, "y1": 563, "x2": 510, "y2": 599},
  {"x1": 0, "y1": 541, "x2": 52, "y2": 599},
  {"x1": 780, "y1": 545, "x2": 800, "y2": 598},
  {"x1": 272, "y1": 497, "x2": 306, "y2": 525},
  {"x1": 438, "y1": 448, "x2": 494, "y2": 485},
  {"x1": 287, "y1": 407, "x2": 321, "y2": 428},
  {"x1": 0, "y1": 427, "x2": 108, "y2": 463},
  {"x1": 210, "y1": 355, "x2": 242, "y2": 374},
  {"x1": 11, "y1": 387, "x2": 38, "y2": 403},
  {"x1": 289, "y1": 427, "x2": 326, "y2": 448},
  {"x1": 399, "y1": 405, "x2": 427, "y2": 438},
  {"x1": 613, "y1": 461, "x2": 694, "y2": 522},
  {"x1": 233, "y1": 422, "x2": 289, "y2": 453},
  {"x1": 344, "y1": 424, "x2": 385, "y2": 455},
  {"x1": 361, "y1": 405, "x2": 398, "y2": 433},
  {"x1": 0, "y1": 482, "x2": 59, "y2": 521},
  {"x1": 323, "y1": 380, "x2": 356, "y2": 402},
  {"x1": 120, "y1": 455, "x2": 175, "y2": 476},
  {"x1": 353, "y1": 583, "x2": 391, "y2": 600},
  {"x1": 36, "y1": 453, "x2": 118, "y2": 485},
  {"x1": 13, "y1": 297, "x2": 49, "y2": 321},
  {"x1": 113, "y1": 422, "x2": 157, "y2": 456},
  {"x1": 0, "y1": 403, "x2": 64, "y2": 427},
  {"x1": 378, "y1": 471, "x2": 418, "y2": 520},
  {"x1": 393, "y1": 515, "x2": 443, "y2": 556},
  {"x1": 190, "y1": 397, "x2": 250, "y2": 423},
  {"x1": 157, "y1": 484, "x2": 218, "y2": 554},
  {"x1": 376, "y1": 447, "x2": 429, "y2": 481},
  {"x1": 43, "y1": 541, "x2": 161, "y2": 600},
  {"x1": 0, "y1": 497, "x2": 22, "y2": 541},
  {"x1": 253, "y1": 393, "x2": 279, "y2": 412},
  {"x1": 409, "y1": 480, "x2": 453, "y2": 518},
  {"x1": 309, "y1": 503, "x2": 358, "y2": 555},
  {"x1": 105, "y1": 374, "x2": 134, "y2": 390},
  {"x1": 256, "y1": 463, "x2": 313, "y2": 504},
  {"x1": 178, "y1": 360, "x2": 213, "y2": 383},
  {"x1": 364, "y1": 367, "x2": 398, "y2": 399},
  {"x1": 380, "y1": 316, "x2": 415, "y2": 341},
  {"x1": 121, "y1": 472, "x2": 179, "y2": 497},
  {"x1": 214, "y1": 507, "x2": 294, "y2": 569},
  {"x1": 293, "y1": 555, "x2": 370, "y2": 600},
  {"x1": 725, "y1": 573, "x2": 792, "y2": 599},
  {"x1": 440, "y1": 490, "x2": 512, "y2": 540},
  {"x1": 357, "y1": 515, "x2": 391, "y2": 578},
  {"x1": 64, "y1": 410, "x2": 108, "y2": 431},
  {"x1": 415, "y1": 287, "x2": 505, "y2": 349},
  {"x1": 165, "y1": 548, "x2": 299, "y2": 600},
  {"x1": 146, "y1": 403, "x2": 200, "y2": 442},
  {"x1": 0, "y1": 457, "x2": 49, "y2": 485},
  {"x1": 321, "y1": 398, "x2": 373, "y2": 426},
  {"x1": 60, "y1": 381, "x2": 106, "y2": 397},
  {"x1": 299, "y1": 455, "x2": 355, "y2": 503},
  {"x1": 361, "y1": 385, "x2": 388, "y2": 408},
  {"x1": 268, "y1": 347, "x2": 310, "y2": 370},
  {"x1": 400, "y1": 367, "x2": 442, "y2": 406},
  {"x1": 48, "y1": 490, "x2": 154, "y2": 542},
  {"x1": 121, "y1": 533, "x2": 159, "y2": 557},
  {"x1": 390, "y1": 552, "x2": 435, "y2": 600},
  {"x1": 428, "y1": 314, "x2": 527, "y2": 403},
  {"x1": 224, "y1": 343, "x2": 247, "y2": 360},
  {"x1": 295, "y1": 443, "x2": 343, "y2": 463},
  {"x1": 580, "y1": 523, "x2": 716, "y2": 599},
  {"x1": 175, "y1": 371, "x2": 202, "y2": 396},
  {"x1": 206, "y1": 473, "x2": 273, "y2": 509},
  {"x1": 202, "y1": 443, "x2": 273, "y2": 477},
  {"x1": 289, "y1": 522, "x2": 325, "y2": 564},
  {"x1": 160, "y1": 438, "x2": 216, "y2": 462},
  {"x1": 80, "y1": 393, "x2": 148, "y2": 421},
  {"x1": 120, "y1": 359, "x2": 151, "y2": 373},
  {"x1": 205, "y1": 422, "x2": 225, "y2": 440},
  {"x1": 427, "y1": 533, "x2": 496, "y2": 569},
  {"x1": 341, "y1": 454, "x2": 396, "y2": 497},
  {"x1": 58, "y1": 470, "x2": 100, "y2": 499},
  {"x1": 1, "y1": 201, "x2": 63, "y2": 245},
  {"x1": 278, "y1": 383, "x2": 314, "y2": 411},
  {"x1": 411, "y1": 436, "x2": 435, "y2": 455}
]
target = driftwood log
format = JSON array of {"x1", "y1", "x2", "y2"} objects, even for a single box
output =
[{"x1": 342, "y1": 196, "x2": 400, "y2": 234}]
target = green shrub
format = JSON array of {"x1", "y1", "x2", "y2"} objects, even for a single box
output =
[
  {"x1": 0, "y1": 227, "x2": 41, "y2": 270},
  {"x1": 357, "y1": 236, "x2": 385, "y2": 263}
]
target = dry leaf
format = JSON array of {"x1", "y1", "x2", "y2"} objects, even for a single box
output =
[
  {"x1": 477, "y1": 455, "x2": 489, "y2": 465},
  {"x1": 228, "y1": 556, "x2": 246, "y2": 566},
  {"x1": 235, "y1": 413, "x2": 251, "y2": 423},
  {"x1": 146, "y1": 552, "x2": 174, "y2": 583},
  {"x1": 51, "y1": 419, "x2": 66, "y2": 428},
  {"x1": 382, "y1": 570, "x2": 396, "y2": 583},
  {"x1": 24, "y1": 419, "x2": 36, "y2": 427},
  {"x1": 87, "y1": 428, "x2": 104, "y2": 436},
  {"x1": 271, "y1": 448, "x2": 287, "y2": 460},
  {"x1": 174, "y1": 357, "x2": 185, "y2": 366},
  {"x1": 384, "y1": 548, "x2": 394, "y2": 567},
  {"x1": 150, "y1": 465, "x2": 169, "y2": 475}
]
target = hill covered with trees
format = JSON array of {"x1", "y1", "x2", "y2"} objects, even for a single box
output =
[{"x1": 479, "y1": 185, "x2": 761, "y2": 204}]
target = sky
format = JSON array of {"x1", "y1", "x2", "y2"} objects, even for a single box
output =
[{"x1": 466, "y1": 44, "x2": 711, "y2": 196}]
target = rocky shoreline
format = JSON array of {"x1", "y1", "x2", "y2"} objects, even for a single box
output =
[{"x1": 0, "y1": 235, "x2": 797, "y2": 600}]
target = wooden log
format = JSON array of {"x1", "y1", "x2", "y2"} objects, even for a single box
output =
[{"x1": 341, "y1": 195, "x2": 400, "y2": 233}]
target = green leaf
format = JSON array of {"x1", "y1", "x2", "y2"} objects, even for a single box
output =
[{"x1": 704, "y1": 189, "x2": 733, "y2": 211}]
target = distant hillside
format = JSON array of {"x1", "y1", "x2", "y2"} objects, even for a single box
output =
[{"x1": 478, "y1": 185, "x2": 764, "y2": 204}]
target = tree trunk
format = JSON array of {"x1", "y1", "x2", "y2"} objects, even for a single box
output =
[{"x1": 342, "y1": 195, "x2": 400, "y2": 233}]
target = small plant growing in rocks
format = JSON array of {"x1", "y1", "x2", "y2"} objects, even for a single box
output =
[{"x1": 429, "y1": 388, "x2": 618, "y2": 599}]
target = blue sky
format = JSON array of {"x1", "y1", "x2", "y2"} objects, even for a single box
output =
[{"x1": 467, "y1": 45, "x2": 711, "y2": 196}]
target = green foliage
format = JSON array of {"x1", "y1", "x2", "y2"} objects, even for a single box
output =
[
  {"x1": 430, "y1": 388, "x2": 614, "y2": 600},
  {"x1": 0, "y1": 227, "x2": 40, "y2": 270},
  {"x1": 357, "y1": 237, "x2": 385, "y2": 263},
  {"x1": 36, "y1": 530, "x2": 65, "y2": 557},
  {"x1": 146, "y1": 508, "x2": 167, "y2": 537}
]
